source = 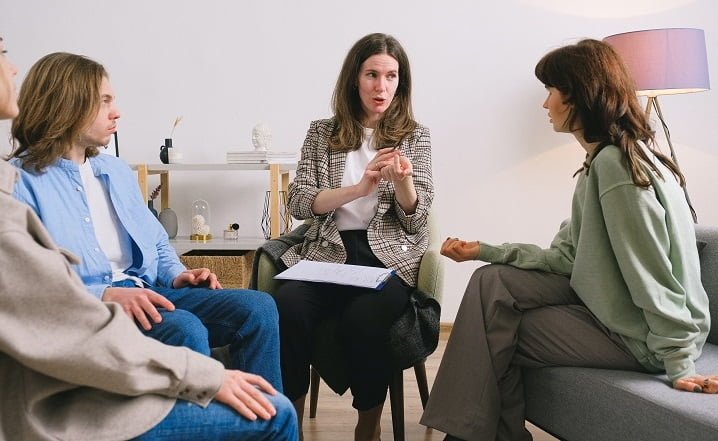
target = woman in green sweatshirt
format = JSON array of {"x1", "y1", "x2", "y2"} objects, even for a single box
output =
[{"x1": 420, "y1": 39, "x2": 715, "y2": 441}]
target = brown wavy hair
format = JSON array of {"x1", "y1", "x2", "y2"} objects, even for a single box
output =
[
  {"x1": 535, "y1": 39, "x2": 685, "y2": 188},
  {"x1": 330, "y1": 33, "x2": 416, "y2": 152},
  {"x1": 10, "y1": 52, "x2": 107, "y2": 173}
]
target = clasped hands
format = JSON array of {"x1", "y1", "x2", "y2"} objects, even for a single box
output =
[
  {"x1": 441, "y1": 237, "x2": 480, "y2": 262},
  {"x1": 358, "y1": 147, "x2": 413, "y2": 194},
  {"x1": 102, "y1": 267, "x2": 222, "y2": 330}
]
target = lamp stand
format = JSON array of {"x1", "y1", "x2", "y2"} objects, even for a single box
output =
[{"x1": 644, "y1": 96, "x2": 698, "y2": 223}]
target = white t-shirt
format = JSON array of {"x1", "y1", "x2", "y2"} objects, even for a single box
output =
[
  {"x1": 79, "y1": 160, "x2": 140, "y2": 285},
  {"x1": 334, "y1": 128, "x2": 379, "y2": 231}
]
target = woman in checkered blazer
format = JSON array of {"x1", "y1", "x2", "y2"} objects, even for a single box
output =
[{"x1": 272, "y1": 33, "x2": 433, "y2": 441}]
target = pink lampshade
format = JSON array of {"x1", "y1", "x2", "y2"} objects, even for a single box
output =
[{"x1": 604, "y1": 28, "x2": 710, "y2": 97}]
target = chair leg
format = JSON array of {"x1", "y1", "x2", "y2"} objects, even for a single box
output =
[
  {"x1": 389, "y1": 369, "x2": 405, "y2": 441},
  {"x1": 414, "y1": 360, "x2": 429, "y2": 408},
  {"x1": 309, "y1": 366, "x2": 320, "y2": 418}
]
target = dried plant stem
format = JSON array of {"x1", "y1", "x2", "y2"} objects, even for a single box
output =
[{"x1": 169, "y1": 116, "x2": 183, "y2": 138}]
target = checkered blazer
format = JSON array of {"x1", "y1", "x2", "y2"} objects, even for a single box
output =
[{"x1": 280, "y1": 118, "x2": 434, "y2": 287}]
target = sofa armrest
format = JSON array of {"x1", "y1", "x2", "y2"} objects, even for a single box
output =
[{"x1": 695, "y1": 224, "x2": 718, "y2": 344}]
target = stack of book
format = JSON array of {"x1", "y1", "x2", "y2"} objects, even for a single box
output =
[
  {"x1": 266, "y1": 151, "x2": 299, "y2": 164},
  {"x1": 226, "y1": 151, "x2": 269, "y2": 164},
  {"x1": 226, "y1": 150, "x2": 298, "y2": 164}
]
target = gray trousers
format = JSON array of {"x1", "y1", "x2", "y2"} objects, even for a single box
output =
[{"x1": 420, "y1": 264, "x2": 645, "y2": 441}]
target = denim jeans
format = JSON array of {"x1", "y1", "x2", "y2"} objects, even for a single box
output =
[
  {"x1": 133, "y1": 395, "x2": 298, "y2": 441},
  {"x1": 112, "y1": 280, "x2": 283, "y2": 392}
]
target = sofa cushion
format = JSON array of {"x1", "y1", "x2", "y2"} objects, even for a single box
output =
[{"x1": 524, "y1": 345, "x2": 718, "y2": 441}]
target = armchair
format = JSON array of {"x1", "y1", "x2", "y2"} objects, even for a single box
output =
[{"x1": 252, "y1": 213, "x2": 444, "y2": 441}]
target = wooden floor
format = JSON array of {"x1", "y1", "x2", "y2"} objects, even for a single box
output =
[{"x1": 301, "y1": 329, "x2": 558, "y2": 441}]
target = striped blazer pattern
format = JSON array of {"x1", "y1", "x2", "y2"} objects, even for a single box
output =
[{"x1": 280, "y1": 118, "x2": 434, "y2": 287}]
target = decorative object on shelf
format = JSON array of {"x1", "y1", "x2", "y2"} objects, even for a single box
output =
[
  {"x1": 226, "y1": 150, "x2": 299, "y2": 164},
  {"x1": 159, "y1": 138, "x2": 172, "y2": 164},
  {"x1": 160, "y1": 116, "x2": 183, "y2": 164},
  {"x1": 147, "y1": 184, "x2": 161, "y2": 218},
  {"x1": 147, "y1": 201, "x2": 158, "y2": 218},
  {"x1": 261, "y1": 190, "x2": 291, "y2": 239},
  {"x1": 190, "y1": 199, "x2": 212, "y2": 241},
  {"x1": 168, "y1": 149, "x2": 184, "y2": 164},
  {"x1": 251, "y1": 123, "x2": 272, "y2": 151},
  {"x1": 223, "y1": 223, "x2": 240, "y2": 240},
  {"x1": 604, "y1": 28, "x2": 709, "y2": 223},
  {"x1": 159, "y1": 207, "x2": 178, "y2": 239}
]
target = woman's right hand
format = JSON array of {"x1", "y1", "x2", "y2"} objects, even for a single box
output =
[{"x1": 441, "y1": 237, "x2": 480, "y2": 262}]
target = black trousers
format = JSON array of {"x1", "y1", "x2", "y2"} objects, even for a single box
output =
[{"x1": 272, "y1": 230, "x2": 411, "y2": 410}]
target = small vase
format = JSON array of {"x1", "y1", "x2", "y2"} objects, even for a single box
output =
[
  {"x1": 159, "y1": 138, "x2": 172, "y2": 164},
  {"x1": 159, "y1": 207, "x2": 178, "y2": 239},
  {"x1": 147, "y1": 200, "x2": 158, "y2": 218}
]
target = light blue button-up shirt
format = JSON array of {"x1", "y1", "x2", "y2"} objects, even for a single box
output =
[{"x1": 11, "y1": 154, "x2": 186, "y2": 298}]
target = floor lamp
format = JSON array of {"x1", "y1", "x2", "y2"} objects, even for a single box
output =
[{"x1": 604, "y1": 28, "x2": 711, "y2": 223}]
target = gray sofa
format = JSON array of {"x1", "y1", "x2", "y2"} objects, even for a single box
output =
[{"x1": 524, "y1": 224, "x2": 718, "y2": 441}]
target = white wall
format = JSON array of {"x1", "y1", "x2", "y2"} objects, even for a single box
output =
[{"x1": 2, "y1": 0, "x2": 717, "y2": 322}]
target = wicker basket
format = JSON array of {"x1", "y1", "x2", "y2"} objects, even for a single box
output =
[{"x1": 180, "y1": 250, "x2": 255, "y2": 289}]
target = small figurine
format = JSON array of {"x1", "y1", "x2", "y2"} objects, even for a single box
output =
[
  {"x1": 190, "y1": 199, "x2": 212, "y2": 241},
  {"x1": 251, "y1": 123, "x2": 272, "y2": 151}
]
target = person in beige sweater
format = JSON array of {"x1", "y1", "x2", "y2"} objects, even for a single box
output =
[{"x1": 0, "y1": 37, "x2": 297, "y2": 441}]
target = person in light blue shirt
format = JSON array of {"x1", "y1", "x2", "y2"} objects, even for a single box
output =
[{"x1": 9, "y1": 52, "x2": 284, "y2": 395}]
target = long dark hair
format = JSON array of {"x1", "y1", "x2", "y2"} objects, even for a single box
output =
[
  {"x1": 330, "y1": 33, "x2": 416, "y2": 152},
  {"x1": 535, "y1": 39, "x2": 685, "y2": 188},
  {"x1": 10, "y1": 52, "x2": 107, "y2": 173}
]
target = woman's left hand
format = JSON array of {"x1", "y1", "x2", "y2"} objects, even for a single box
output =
[{"x1": 673, "y1": 374, "x2": 718, "y2": 393}]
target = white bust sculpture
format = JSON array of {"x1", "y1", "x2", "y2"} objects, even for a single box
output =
[{"x1": 251, "y1": 123, "x2": 272, "y2": 151}]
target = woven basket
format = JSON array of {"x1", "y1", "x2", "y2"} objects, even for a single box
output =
[{"x1": 180, "y1": 250, "x2": 255, "y2": 289}]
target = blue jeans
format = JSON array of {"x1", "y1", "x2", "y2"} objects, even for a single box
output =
[
  {"x1": 112, "y1": 280, "x2": 282, "y2": 392},
  {"x1": 133, "y1": 395, "x2": 298, "y2": 441}
]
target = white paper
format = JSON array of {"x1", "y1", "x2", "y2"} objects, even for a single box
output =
[{"x1": 274, "y1": 260, "x2": 394, "y2": 290}]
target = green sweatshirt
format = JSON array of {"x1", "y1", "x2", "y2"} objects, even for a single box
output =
[{"x1": 478, "y1": 145, "x2": 709, "y2": 381}]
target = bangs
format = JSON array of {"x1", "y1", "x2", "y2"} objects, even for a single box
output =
[{"x1": 534, "y1": 51, "x2": 562, "y2": 88}]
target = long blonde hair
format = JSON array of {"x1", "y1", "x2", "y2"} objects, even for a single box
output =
[{"x1": 10, "y1": 52, "x2": 107, "y2": 172}]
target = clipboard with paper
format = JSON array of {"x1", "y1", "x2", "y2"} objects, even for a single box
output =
[{"x1": 274, "y1": 260, "x2": 395, "y2": 290}]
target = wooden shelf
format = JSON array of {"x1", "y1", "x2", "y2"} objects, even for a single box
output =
[
  {"x1": 131, "y1": 162, "x2": 296, "y2": 240},
  {"x1": 132, "y1": 163, "x2": 296, "y2": 172},
  {"x1": 170, "y1": 236, "x2": 266, "y2": 255}
]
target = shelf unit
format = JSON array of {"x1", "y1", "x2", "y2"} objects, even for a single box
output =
[
  {"x1": 167, "y1": 235, "x2": 267, "y2": 256},
  {"x1": 132, "y1": 163, "x2": 296, "y2": 248}
]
